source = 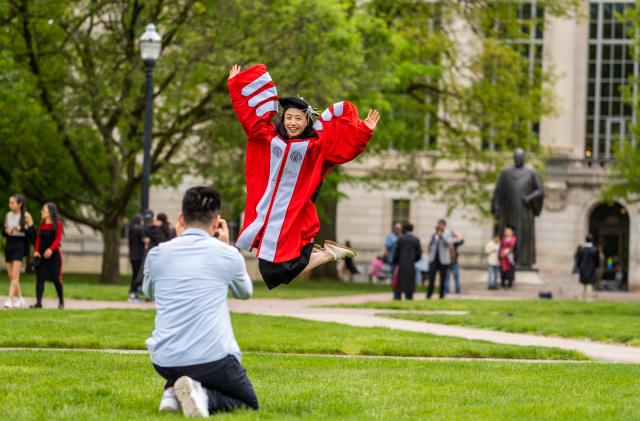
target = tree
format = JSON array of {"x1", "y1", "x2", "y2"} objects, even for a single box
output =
[
  {"x1": 0, "y1": 0, "x2": 379, "y2": 282},
  {"x1": 604, "y1": 4, "x2": 640, "y2": 204},
  {"x1": 351, "y1": 0, "x2": 581, "y2": 218}
]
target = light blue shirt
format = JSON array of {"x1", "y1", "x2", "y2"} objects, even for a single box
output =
[{"x1": 143, "y1": 227, "x2": 253, "y2": 367}]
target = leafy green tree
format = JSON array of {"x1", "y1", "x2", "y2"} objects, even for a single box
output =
[
  {"x1": 353, "y1": 0, "x2": 580, "y2": 218},
  {"x1": 0, "y1": 0, "x2": 381, "y2": 282},
  {"x1": 604, "y1": 4, "x2": 640, "y2": 204}
]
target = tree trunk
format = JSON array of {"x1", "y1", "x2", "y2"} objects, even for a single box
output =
[
  {"x1": 100, "y1": 221, "x2": 121, "y2": 284},
  {"x1": 312, "y1": 173, "x2": 340, "y2": 280}
]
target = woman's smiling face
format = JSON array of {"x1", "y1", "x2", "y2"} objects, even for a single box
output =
[{"x1": 283, "y1": 108, "x2": 307, "y2": 138}]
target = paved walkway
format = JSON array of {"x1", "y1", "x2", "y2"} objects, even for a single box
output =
[{"x1": 20, "y1": 292, "x2": 640, "y2": 364}]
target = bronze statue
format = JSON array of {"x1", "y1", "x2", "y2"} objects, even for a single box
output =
[{"x1": 491, "y1": 149, "x2": 544, "y2": 268}]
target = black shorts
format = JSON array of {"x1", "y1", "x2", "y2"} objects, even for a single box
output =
[
  {"x1": 4, "y1": 236, "x2": 26, "y2": 262},
  {"x1": 258, "y1": 243, "x2": 313, "y2": 289}
]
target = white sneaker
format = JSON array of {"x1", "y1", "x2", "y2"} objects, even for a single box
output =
[
  {"x1": 174, "y1": 376, "x2": 209, "y2": 417},
  {"x1": 4, "y1": 298, "x2": 12, "y2": 309},
  {"x1": 14, "y1": 297, "x2": 26, "y2": 308},
  {"x1": 159, "y1": 388, "x2": 180, "y2": 412},
  {"x1": 324, "y1": 240, "x2": 356, "y2": 261}
]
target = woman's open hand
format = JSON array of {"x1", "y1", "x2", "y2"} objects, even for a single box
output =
[
  {"x1": 364, "y1": 109, "x2": 380, "y2": 131},
  {"x1": 229, "y1": 65, "x2": 241, "y2": 80}
]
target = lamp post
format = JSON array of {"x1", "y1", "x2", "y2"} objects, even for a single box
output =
[{"x1": 139, "y1": 23, "x2": 161, "y2": 212}]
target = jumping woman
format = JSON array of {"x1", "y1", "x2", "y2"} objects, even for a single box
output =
[
  {"x1": 31, "y1": 202, "x2": 64, "y2": 309},
  {"x1": 228, "y1": 64, "x2": 380, "y2": 289},
  {"x1": 3, "y1": 194, "x2": 34, "y2": 308}
]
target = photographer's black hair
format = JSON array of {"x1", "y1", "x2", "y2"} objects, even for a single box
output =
[
  {"x1": 403, "y1": 223, "x2": 414, "y2": 233},
  {"x1": 182, "y1": 186, "x2": 221, "y2": 226},
  {"x1": 586, "y1": 233, "x2": 594, "y2": 243}
]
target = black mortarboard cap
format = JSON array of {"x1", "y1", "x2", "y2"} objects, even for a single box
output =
[{"x1": 279, "y1": 97, "x2": 312, "y2": 111}]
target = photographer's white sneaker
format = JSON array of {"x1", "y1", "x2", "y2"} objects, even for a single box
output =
[
  {"x1": 174, "y1": 376, "x2": 209, "y2": 417},
  {"x1": 324, "y1": 240, "x2": 356, "y2": 261},
  {"x1": 159, "y1": 388, "x2": 180, "y2": 412}
]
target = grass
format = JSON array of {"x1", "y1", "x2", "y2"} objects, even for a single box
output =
[
  {"x1": 0, "y1": 310, "x2": 586, "y2": 360},
  {"x1": 340, "y1": 299, "x2": 640, "y2": 346},
  {"x1": 0, "y1": 272, "x2": 392, "y2": 301},
  {"x1": 0, "y1": 350, "x2": 638, "y2": 420}
]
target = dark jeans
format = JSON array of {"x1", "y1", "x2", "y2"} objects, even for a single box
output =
[
  {"x1": 154, "y1": 355, "x2": 259, "y2": 414},
  {"x1": 35, "y1": 278, "x2": 64, "y2": 306},
  {"x1": 393, "y1": 290, "x2": 413, "y2": 300},
  {"x1": 501, "y1": 266, "x2": 515, "y2": 288},
  {"x1": 427, "y1": 260, "x2": 448, "y2": 299},
  {"x1": 129, "y1": 259, "x2": 142, "y2": 293}
]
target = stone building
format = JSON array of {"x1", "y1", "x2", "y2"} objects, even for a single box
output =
[
  {"x1": 50, "y1": 1, "x2": 638, "y2": 290},
  {"x1": 337, "y1": 1, "x2": 639, "y2": 290}
]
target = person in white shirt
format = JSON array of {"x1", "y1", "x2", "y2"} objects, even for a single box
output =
[
  {"x1": 143, "y1": 186, "x2": 258, "y2": 417},
  {"x1": 484, "y1": 235, "x2": 501, "y2": 290}
]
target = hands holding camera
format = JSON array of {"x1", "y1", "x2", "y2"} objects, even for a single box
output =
[{"x1": 215, "y1": 219, "x2": 230, "y2": 244}]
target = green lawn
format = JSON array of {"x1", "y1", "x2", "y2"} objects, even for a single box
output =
[
  {"x1": 1, "y1": 273, "x2": 392, "y2": 301},
  {"x1": 0, "y1": 350, "x2": 637, "y2": 420},
  {"x1": 0, "y1": 310, "x2": 585, "y2": 360},
  {"x1": 341, "y1": 299, "x2": 640, "y2": 346}
]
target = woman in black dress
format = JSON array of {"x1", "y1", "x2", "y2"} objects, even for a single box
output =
[
  {"x1": 3, "y1": 194, "x2": 34, "y2": 309},
  {"x1": 31, "y1": 203, "x2": 64, "y2": 309},
  {"x1": 575, "y1": 234, "x2": 600, "y2": 300}
]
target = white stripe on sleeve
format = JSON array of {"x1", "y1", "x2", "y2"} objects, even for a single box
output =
[
  {"x1": 256, "y1": 101, "x2": 279, "y2": 117},
  {"x1": 248, "y1": 87, "x2": 278, "y2": 107},
  {"x1": 242, "y1": 72, "x2": 273, "y2": 97}
]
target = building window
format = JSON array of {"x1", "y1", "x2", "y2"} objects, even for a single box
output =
[
  {"x1": 484, "y1": 1, "x2": 544, "y2": 150},
  {"x1": 586, "y1": 2, "x2": 636, "y2": 160},
  {"x1": 392, "y1": 199, "x2": 411, "y2": 227}
]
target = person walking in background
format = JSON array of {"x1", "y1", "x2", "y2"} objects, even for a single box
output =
[
  {"x1": 484, "y1": 234, "x2": 501, "y2": 290},
  {"x1": 392, "y1": 223, "x2": 422, "y2": 300},
  {"x1": 444, "y1": 232, "x2": 464, "y2": 296},
  {"x1": 131, "y1": 210, "x2": 175, "y2": 301},
  {"x1": 128, "y1": 214, "x2": 145, "y2": 301},
  {"x1": 31, "y1": 203, "x2": 64, "y2": 309},
  {"x1": 415, "y1": 251, "x2": 428, "y2": 289},
  {"x1": 341, "y1": 240, "x2": 360, "y2": 281},
  {"x1": 575, "y1": 234, "x2": 599, "y2": 300},
  {"x1": 427, "y1": 219, "x2": 452, "y2": 299},
  {"x1": 368, "y1": 255, "x2": 385, "y2": 283},
  {"x1": 385, "y1": 222, "x2": 402, "y2": 281},
  {"x1": 499, "y1": 226, "x2": 517, "y2": 289},
  {"x1": 3, "y1": 194, "x2": 34, "y2": 308}
]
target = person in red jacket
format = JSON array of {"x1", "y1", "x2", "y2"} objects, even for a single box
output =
[
  {"x1": 228, "y1": 64, "x2": 380, "y2": 289},
  {"x1": 30, "y1": 202, "x2": 64, "y2": 309}
]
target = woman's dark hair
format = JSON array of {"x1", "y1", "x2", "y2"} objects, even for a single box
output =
[
  {"x1": 182, "y1": 186, "x2": 221, "y2": 226},
  {"x1": 10, "y1": 194, "x2": 26, "y2": 231},
  {"x1": 130, "y1": 214, "x2": 142, "y2": 227},
  {"x1": 44, "y1": 202, "x2": 62, "y2": 236},
  {"x1": 157, "y1": 212, "x2": 171, "y2": 240}
]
